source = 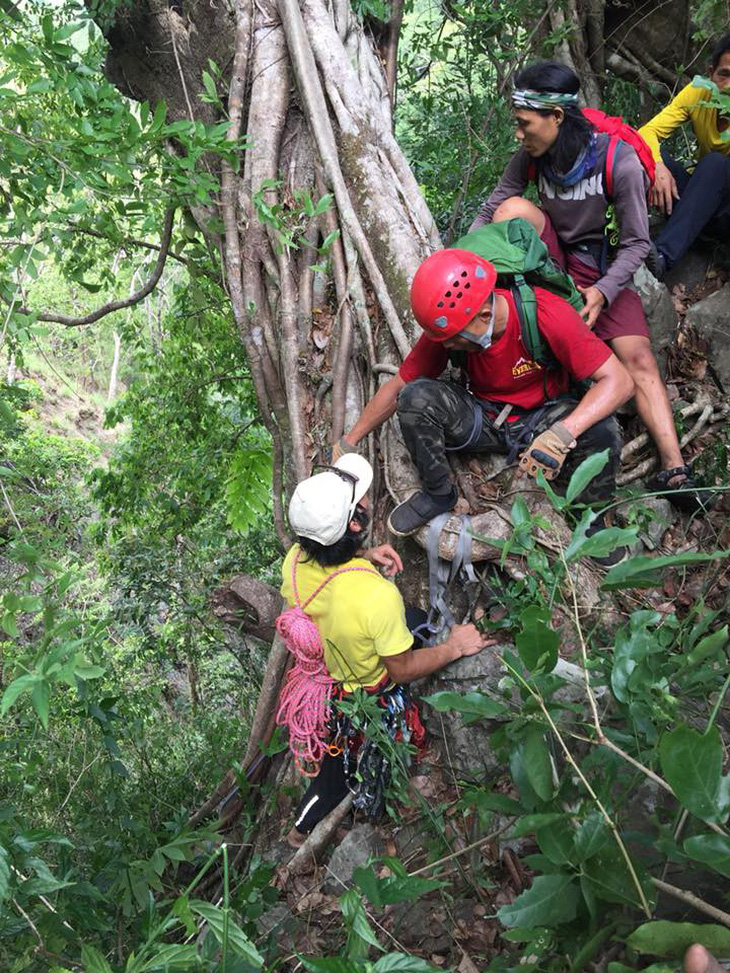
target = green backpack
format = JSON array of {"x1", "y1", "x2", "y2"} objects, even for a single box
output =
[{"x1": 453, "y1": 218, "x2": 584, "y2": 367}]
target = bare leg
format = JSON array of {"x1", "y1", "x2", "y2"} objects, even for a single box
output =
[
  {"x1": 286, "y1": 826, "x2": 307, "y2": 848},
  {"x1": 492, "y1": 196, "x2": 546, "y2": 235},
  {"x1": 684, "y1": 944, "x2": 728, "y2": 973},
  {"x1": 610, "y1": 335, "x2": 685, "y2": 478}
]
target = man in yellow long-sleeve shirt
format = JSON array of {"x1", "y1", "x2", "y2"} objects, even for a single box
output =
[{"x1": 639, "y1": 32, "x2": 730, "y2": 279}]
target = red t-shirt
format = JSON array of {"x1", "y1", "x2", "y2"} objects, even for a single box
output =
[{"x1": 399, "y1": 287, "x2": 612, "y2": 410}]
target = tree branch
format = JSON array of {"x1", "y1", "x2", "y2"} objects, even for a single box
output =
[{"x1": 16, "y1": 209, "x2": 175, "y2": 327}]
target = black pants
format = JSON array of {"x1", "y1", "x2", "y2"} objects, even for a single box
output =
[
  {"x1": 656, "y1": 150, "x2": 730, "y2": 269},
  {"x1": 397, "y1": 379, "x2": 621, "y2": 506},
  {"x1": 291, "y1": 607, "x2": 427, "y2": 834}
]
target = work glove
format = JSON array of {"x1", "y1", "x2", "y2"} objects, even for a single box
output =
[
  {"x1": 331, "y1": 435, "x2": 358, "y2": 463},
  {"x1": 518, "y1": 422, "x2": 577, "y2": 481}
]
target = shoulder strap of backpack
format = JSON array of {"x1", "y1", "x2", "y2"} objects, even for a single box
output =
[
  {"x1": 291, "y1": 548, "x2": 379, "y2": 611},
  {"x1": 511, "y1": 275, "x2": 553, "y2": 367},
  {"x1": 603, "y1": 135, "x2": 623, "y2": 201}
]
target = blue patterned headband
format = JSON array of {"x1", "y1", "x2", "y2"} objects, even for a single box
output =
[{"x1": 512, "y1": 88, "x2": 579, "y2": 110}]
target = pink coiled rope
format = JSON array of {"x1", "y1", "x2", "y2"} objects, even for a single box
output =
[{"x1": 275, "y1": 550, "x2": 378, "y2": 775}]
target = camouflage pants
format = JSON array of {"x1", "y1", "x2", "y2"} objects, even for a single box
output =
[{"x1": 397, "y1": 379, "x2": 621, "y2": 506}]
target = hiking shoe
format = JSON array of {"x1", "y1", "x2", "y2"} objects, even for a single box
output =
[
  {"x1": 647, "y1": 465, "x2": 715, "y2": 514},
  {"x1": 645, "y1": 241, "x2": 667, "y2": 281},
  {"x1": 387, "y1": 487, "x2": 458, "y2": 537},
  {"x1": 585, "y1": 514, "x2": 630, "y2": 569}
]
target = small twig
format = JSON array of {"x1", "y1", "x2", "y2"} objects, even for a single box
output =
[
  {"x1": 12, "y1": 898, "x2": 43, "y2": 944},
  {"x1": 652, "y1": 877, "x2": 730, "y2": 928},
  {"x1": 408, "y1": 819, "x2": 514, "y2": 877},
  {"x1": 1, "y1": 480, "x2": 23, "y2": 533},
  {"x1": 59, "y1": 751, "x2": 103, "y2": 811}
]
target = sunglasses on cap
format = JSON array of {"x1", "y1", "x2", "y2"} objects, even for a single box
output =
[{"x1": 314, "y1": 464, "x2": 359, "y2": 504}]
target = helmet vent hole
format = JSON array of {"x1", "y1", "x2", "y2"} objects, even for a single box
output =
[
  {"x1": 449, "y1": 302, "x2": 455, "y2": 308},
  {"x1": 445, "y1": 290, "x2": 451, "y2": 297},
  {"x1": 453, "y1": 280, "x2": 459, "y2": 287},
  {"x1": 461, "y1": 271, "x2": 467, "y2": 277},
  {"x1": 437, "y1": 301, "x2": 444, "y2": 308},
  {"x1": 465, "y1": 282, "x2": 471, "y2": 289},
  {"x1": 457, "y1": 291, "x2": 462, "y2": 298}
]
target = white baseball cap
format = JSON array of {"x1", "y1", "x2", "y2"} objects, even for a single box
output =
[{"x1": 288, "y1": 453, "x2": 373, "y2": 546}]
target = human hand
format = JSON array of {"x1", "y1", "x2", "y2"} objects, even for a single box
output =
[
  {"x1": 331, "y1": 435, "x2": 356, "y2": 463},
  {"x1": 650, "y1": 161, "x2": 680, "y2": 215},
  {"x1": 516, "y1": 422, "x2": 576, "y2": 482},
  {"x1": 449, "y1": 623, "x2": 495, "y2": 658},
  {"x1": 577, "y1": 285, "x2": 607, "y2": 329},
  {"x1": 363, "y1": 544, "x2": 403, "y2": 577}
]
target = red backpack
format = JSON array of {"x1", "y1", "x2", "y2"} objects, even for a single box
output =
[
  {"x1": 581, "y1": 107, "x2": 656, "y2": 197},
  {"x1": 527, "y1": 107, "x2": 656, "y2": 197}
]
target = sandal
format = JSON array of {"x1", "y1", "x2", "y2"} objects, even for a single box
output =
[{"x1": 647, "y1": 465, "x2": 715, "y2": 514}]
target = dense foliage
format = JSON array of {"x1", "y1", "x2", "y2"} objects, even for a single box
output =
[{"x1": 1, "y1": 1, "x2": 729, "y2": 972}]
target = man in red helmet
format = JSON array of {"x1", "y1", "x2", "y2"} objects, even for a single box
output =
[{"x1": 335, "y1": 248, "x2": 634, "y2": 547}]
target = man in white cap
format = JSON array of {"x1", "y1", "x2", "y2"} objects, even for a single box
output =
[{"x1": 283, "y1": 454, "x2": 491, "y2": 843}]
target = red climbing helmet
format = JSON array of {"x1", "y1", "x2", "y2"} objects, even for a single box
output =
[{"x1": 410, "y1": 249, "x2": 498, "y2": 341}]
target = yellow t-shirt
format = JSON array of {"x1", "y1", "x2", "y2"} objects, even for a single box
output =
[
  {"x1": 280, "y1": 545, "x2": 413, "y2": 692},
  {"x1": 638, "y1": 81, "x2": 730, "y2": 163}
]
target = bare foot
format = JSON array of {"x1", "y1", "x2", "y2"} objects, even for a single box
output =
[
  {"x1": 684, "y1": 944, "x2": 728, "y2": 973},
  {"x1": 286, "y1": 826, "x2": 307, "y2": 849}
]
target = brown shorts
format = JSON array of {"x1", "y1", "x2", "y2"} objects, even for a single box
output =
[{"x1": 540, "y1": 214, "x2": 649, "y2": 342}]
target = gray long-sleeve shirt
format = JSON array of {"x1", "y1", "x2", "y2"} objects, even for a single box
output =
[{"x1": 469, "y1": 134, "x2": 650, "y2": 307}]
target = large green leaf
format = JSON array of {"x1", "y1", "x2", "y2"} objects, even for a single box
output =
[
  {"x1": 423, "y1": 690, "x2": 507, "y2": 724},
  {"x1": 353, "y1": 866, "x2": 444, "y2": 907},
  {"x1": 191, "y1": 901, "x2": 263, "y2": 967},
  {"x1": 0, "y1": 845, "x2": 10, "y2": 905},
  {"x1": 573, "y1": 811, "x2": 609, "y2": 862},
  {"x1": 565, "y1": 450, "x2": 609, "y2": 504},
  {"x1": 602, "y1": 551, "x2": 730, "y2": 590},
  {"x1": 80, "y1": 945, "x2": 114, "y2": 973},
  {"x1": 683, "y1": 833, "x2": 730, "y2": 877},
  {"x1": 372, "y1": 957, "x2": 441, "y2": 972},
  {"x1": 659, "y1": 724, "x2": 730, "y2": 824},
  {"x1": 564, "y1": 507, "x2": 638, "y2": 562},
  {"x1": 516, "y1": 606, "x2": 558, "y2": 674},
  {"x1": 497, "y1": 873, "x2": 579, "y2": 927},
  {"x1": 627, "y1": 920, "x2": 730, "y2": 958},
  {"x1": 520, "y1": 726, "x2": 555, "y2": 802},
  {"x1": 581, "y1": 847, "x2": 654, "y2": 909}
]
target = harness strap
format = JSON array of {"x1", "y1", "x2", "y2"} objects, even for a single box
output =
[
  {"x1": 445, "y1": 397, "x2": 483, "y2": 452},
  {"x1": 411, "y1": 512, "x2": 478, "y2": 646}
]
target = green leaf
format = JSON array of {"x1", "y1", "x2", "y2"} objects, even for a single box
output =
[
  {"x1": 74, "y1": 664, "x2": 106, "y2": 680},
  {"x1": 565, "y1": 449, "x2": 609, "y2": 504},
  {"x1": 1, "y1": 673, "x2": 38, "y2": 715},
  {"x1": 659, "y1": 724, "x2": 730, "y2": 824},
  {"x1": 683, "y1": 834, "x2": 730, "y2": 878},
  {"x1": 516, "y1": 605, "x2": 559, "y2": 674},
  {"x1": 423, "y1": 690, "x2": 507, "y2": 724},
  {"x1": 353, "y1": 866, "x2": 444, "y2": 907},
  {"x1": 497, "y1": 873, "x2": 579, "y2": 927},
  {"x1": 602, "y1": 551, "x2": 730, "y2": 590},
  {"x1": 373, "y1": 956, "x2": 442, "y2": 972},
  {"x1": 80, "y1": 945, "x2": 114, "y2": 973},
  {"x1": 687, "y1": 625, "x2": 728, "y2": 666},
  {"x1": 460, "y1": 791, "x2": 523, "y2": 816},
  {"x1": 536, "y1": 817, "x2": 575, "y2": 865},
  {"x1": 340, "y1": 887, "x2": 382, "y2": 951},
  {"x1": 0, "y1": 845, "x2": 10, "y2": 905},
  {"x1": 191, "y1": 901, "x2": 263, "y2": 967},
  {"x1": 581, "y1": 847, "x2": 653, "y2": 909},
  {"x1": 573, "y1": 811, "x2": 609, "y2": 862},
  {"x1": 1, "y1": 612, "x2": 19, "y2": 637},
  {"x1": 511, "y1": 813, "x2": 567, "y2": 838},
  {"x1": 31, "y1": 679, "x2": 50, "y2": 729},
  {"x1": 626, "y1": 920, "x2": 730, "y2": 958},
  {"x1": 300, "y1": 959, "x2": 360, "y2": 973},
  {"x1": 520, "y1": 726, "x2": 555, "y2": 802},
  {"x1": 564, "y1": 508, "x2": 637, "y2": 562}
]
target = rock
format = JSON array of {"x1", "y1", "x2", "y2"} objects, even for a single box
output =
[
  {"x1": 619, "y1": 496, "x2": 675, "y2": 551},
  {"x1": 384, "y1": 899, "x2": 452, "y2": 954},
  {"x1": 422, "y1": 648, "x2": 510, "y2": 780},
  {"x1": 664, "y1": 248, "x2": 713, "y2": 293},
  {"x1": 684, "y1": 283, "x2": 730, "y2": 392},
  {"x1": 323, "y1": 824, "x2": 384, "y2": 894},
  {"x1": 633, "y1": 264, "x2": 678, "y2": 377},
  {"x1": 258, "y1": 904, "x2": 295, "y2": 951}
]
